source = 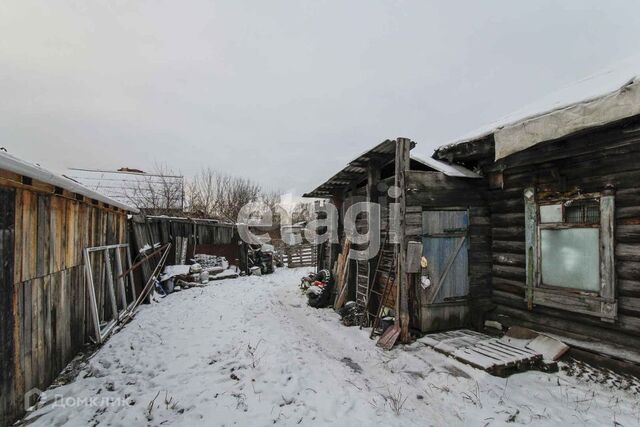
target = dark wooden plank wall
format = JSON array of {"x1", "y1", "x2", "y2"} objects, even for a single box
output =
[
  {"x1": 0, "y1": 188, "x2": 16, "y2": 426},
  {"x1": 0, "y1": 180, "x2": 128, "y2": 425}
]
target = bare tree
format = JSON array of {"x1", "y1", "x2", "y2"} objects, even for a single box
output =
[
  {"x1": 187, "y1": 169, "x2": 275, "y2": 222},
  {"x1": 187, "y1": 167, "x2": 219, "y2": 217},
  {"x1": 290, "y1": 201, "x2": 314, "y2": 224},
  {"x1": 219, "y1": 175, "x2": 262, "y2": 221},
  {"x1": 125, "y1": 163, "x2": 184, "y2": 215}
]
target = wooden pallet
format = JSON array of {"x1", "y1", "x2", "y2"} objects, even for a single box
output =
[{"x1": 420, "y1": 329, "x2": 547, "y2": 377}]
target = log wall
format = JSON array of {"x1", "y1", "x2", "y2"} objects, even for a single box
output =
[
  {"x1": 0, "y1": 170, "x2": 128, "y2": 425},
  {"x1": 437, "y1": 116, "x2": 640, "y2": 351}
]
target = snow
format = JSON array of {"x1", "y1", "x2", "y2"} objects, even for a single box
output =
[
  {"x1": 161, "y1": 265, "x2": 191, "y2": 278},
  {"x1": 438, "y1": 54, "x2": 640, "y2": 160},
  {"x1": 411, "y1": 155, "x2": 482, "y2": 178},
  {"x1": 212, "y1": 268, "x2": 240, "y2": 279},
  {"x1": 22, "y1": 268, "x2": 640, "y2": 426},
  {"x1": 0, "y1": 151, "x2": 138, "y2": 212}
]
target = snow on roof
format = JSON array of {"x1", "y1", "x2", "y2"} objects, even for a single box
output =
[
  {"x1": 304, "y1": 139, "x2": 413, "y2": 198},
  {"x1": 411, "y1": 154, "x2": 481, "y2": 178},
  {"x1": 67, "y1": 168, "x2": 184, "y2": 210},
  {"x1": 439, "y1": 55, "x2": 640, "y2": 160},
  {"x1": 0, "y1": 151, "x2": 139, "y2": 212}
]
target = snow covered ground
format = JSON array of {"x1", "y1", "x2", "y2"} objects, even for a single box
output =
[{"x1": 22, "y1": 268, "x2": 640, "y2": 426}]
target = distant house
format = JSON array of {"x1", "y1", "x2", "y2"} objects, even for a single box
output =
[{"x1": 66, "y1": 167, "x2": 185, "y2": 215}]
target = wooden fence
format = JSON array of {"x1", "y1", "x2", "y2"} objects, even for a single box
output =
[
  {"x1": 0, "y1": 181, "x2": 129, "y2": 425},
  {"x1": 129, "y1": 215, "x2": 244, "y2": 275},
  {"x1": 283, "y1": 243, "x2": 317, "y2": 268}
]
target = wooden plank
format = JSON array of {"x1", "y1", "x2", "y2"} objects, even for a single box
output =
[
  {"x1": 395, "y1": 137, "x2": 411, "y2": 343},
  {"x1": 30, "y1": 278, "x2": 39, "y2": 391},
  {"x1": 36, "y1": 276, "x2": 45, "y2": 390},
  {"x1": 22, "y1": 190, "x2": 37, "y2": 282},
  {"x1": 12, "y1": 281, "x2": 23, "y2": 423},
  {"x1": 0, "y1": 187, "x2": 16, "y2": 424},
  {"x1": 50, "y1": 196, "x2": 65, "y2": 273},
  {"x1": 53, "y1": 271, "x2": 63, "y2": 375},
  {"x1": 62, "y1": 268, "x2": 71, "y2": 364},
  {"x1": 523, "y1": 187, "x2": 536, "y2": 310},
  {"x1": 22, "y1": 279, "x2": 32, "y2": 399},
  {"x1": 65, "y1": 199, "x2": 77, "y2": 268},
  {"x1": 599, "y1": 192, "x2": 616, "y2": 320},
  {"x1": 426, "y1": 235, "x2": 468, "y2": 304},
  {"x1": 333, "y1": 240, "x2": 351, "y2": 309},
  {"x1": 43, "y1": 275, "x2": 52, "y2": 385},
  {"x1": 13, "y1": 189, "x2": 23, "y2": 285}
]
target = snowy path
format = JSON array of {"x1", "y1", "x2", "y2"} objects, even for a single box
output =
[{"x1": 23, "y1": 268, "x2": 639, "y2": 426}]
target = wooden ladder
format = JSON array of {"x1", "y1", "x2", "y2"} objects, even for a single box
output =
[
  {"x1": 364, "y1": 235, "x2": 398, "y2": 336},
  {"x1": 368, "y1": 248, "x2": 397, "y2": 338}
]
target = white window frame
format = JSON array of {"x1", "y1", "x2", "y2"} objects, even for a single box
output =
[{"x1": 524, "y1": 187, "x2": 617, "y2": 322}]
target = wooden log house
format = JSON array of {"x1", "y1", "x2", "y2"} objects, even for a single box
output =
[
  {"x1": 0, "y1": 151, "x2": 137, "y2": 425},
  {"x1": 431, "y1": 67, "x2": 640, "y2": 364}
]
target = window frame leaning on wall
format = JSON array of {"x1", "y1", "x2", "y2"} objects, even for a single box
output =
[
  {"x1": 524, "y1": 186, "x2": 617, "y2": 322},
  {"x1": 83, "y1": 244, "x2": 138, "y2": 343}
]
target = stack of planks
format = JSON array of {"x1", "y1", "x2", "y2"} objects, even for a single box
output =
[{"x1": 333, "y1": 240, "x2": 351, "y2": 309}]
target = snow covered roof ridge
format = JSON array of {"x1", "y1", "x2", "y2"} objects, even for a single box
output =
[
  {"x1": 0, "y1": 150, "x2": 139, "y2": 212},
  {"x1": 411, "y1": 154, "x2": 481, "y2": 178},
  {"x1": 437, "y1": 55, "x2": 640, "y2": 160}
]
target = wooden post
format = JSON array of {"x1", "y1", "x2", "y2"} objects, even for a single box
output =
[
  {"x1": 329, "y1": 192, "x2": 344, "y2": 283},
  {"x1": 523, "y1": 187, "x2": 536, "y2": 311},
  {"x1": 366, "y1": 160, "x2": 381, "y2": 299},
  {"x1": 395, "y1": 137, "x2": 411, "y2": 343}
]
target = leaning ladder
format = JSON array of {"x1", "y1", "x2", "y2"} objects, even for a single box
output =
[
  {"x1": 368, "y1": 248, "x2": 397, "y2": 338},
  {"x1": 362, "y1": 232, "x2": 397, "y2": 333},
  {"x1": 362, "y1": 232, "x2": 391, "y2": 323}
]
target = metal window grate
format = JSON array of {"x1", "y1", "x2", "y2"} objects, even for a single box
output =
[{"x1": 566, "y1": 203, "x2": 600, "y2": 224}]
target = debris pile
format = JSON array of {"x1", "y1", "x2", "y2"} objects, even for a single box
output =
[{"x1": 158, "y1": 254, "x2": 239, "y2": 294}]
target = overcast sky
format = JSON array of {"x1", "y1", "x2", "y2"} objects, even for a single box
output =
[{"x1": 1, "y1": 1, "x2": 640, "y2": 195}]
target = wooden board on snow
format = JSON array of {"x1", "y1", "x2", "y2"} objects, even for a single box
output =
[
  {"x1": 526, "y1": 335, "x2": 569, "y2": 361},
  {"x1": 420, "y1": 329, "x2": 546, "y2": 377}
]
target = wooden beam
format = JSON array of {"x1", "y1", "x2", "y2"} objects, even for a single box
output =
[
  {"x1": 524, "y1": 187, "x2": 537, "y2": 311},
  {"x1": 367, "y1": 160, "x2": 381, "y2": 293},
  {"x1": 395, "y1": 137, "x2": 411, "y2": 343}
]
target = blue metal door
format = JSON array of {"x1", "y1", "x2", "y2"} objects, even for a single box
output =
[{"x1": 421, "y1": 210, "x2": 469, "y2": 304}]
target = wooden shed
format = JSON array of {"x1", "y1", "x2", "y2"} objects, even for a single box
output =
[
  {"x1": 0, "y1": 151, "x2": 137, "y2": 425},
  {"x1": 303, "y1": 138, "x2": 488, "y2": 340},
  {"x1": 433, "y1": 63, "x2": 640, "y2": 364}
]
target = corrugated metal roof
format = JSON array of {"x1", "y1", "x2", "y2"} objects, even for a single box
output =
[
  {"x1": 67, "y1": 168, "x2": 184, "y2": 210},
  {"x1": 0, "y1": 151, "x2": 139, "y2": 212},
  {"x1": 303, "y1": 139, "x2": 415, "y2": 198},
  {"x1": 142, "y1": 215, "x2": 235, "y2": 227}
]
